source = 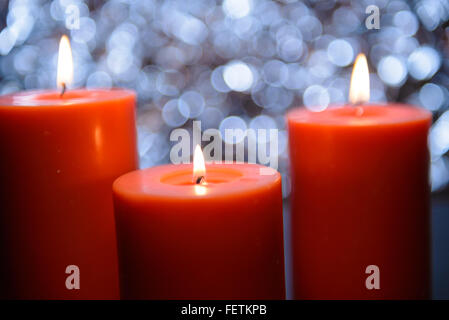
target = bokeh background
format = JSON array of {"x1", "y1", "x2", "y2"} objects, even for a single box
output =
[{"x1": 0, "y1": 0, "x2": 448, "y2": 298}]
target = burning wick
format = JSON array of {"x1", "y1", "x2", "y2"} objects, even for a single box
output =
[
  {"x1": 60, "y1": 83, "x2": 66, "y2": 98},
  {"x1": 193, "y1": 145, "x2": 206, "y2": 185},
  {"x1": 57, "y1": 35, "x2": 73, "y2": 99},
  {"x1": 195, "y1": 176, "x2": 205, "y2": 185}
]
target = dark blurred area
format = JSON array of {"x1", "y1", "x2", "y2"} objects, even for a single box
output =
[{"x1": 0, "y1": 0, "x2": 448, "y2": 299}]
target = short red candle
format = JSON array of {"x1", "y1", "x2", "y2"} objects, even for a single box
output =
[
  {"x1": 287, "y1": 104, "x2": 431, "y2": 299},
  {"x1": 112, "y1": 163, "x2": 285, "y2": 299},
  {"x1": 0, "y1": 89, "x2": 138, "y2": 299}
]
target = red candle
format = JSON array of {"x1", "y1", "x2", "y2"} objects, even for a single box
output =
[
  {"x1": 0, "y1": 36, "x2": 138, "y2": 299},
  {"x1": 287, "y1": 54, "x2": 431, "y2": 299},
  {"x1": 112, "y1": 148, "x2": 285, "y2": 299}
]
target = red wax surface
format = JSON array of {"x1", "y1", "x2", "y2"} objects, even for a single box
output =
[
  {"x1": 287, "y1": 104, "x2": 432, "y2": 299},
  {"x1": 0, "y1": 89, "x2": 138, "y2": 299},
  {"x1": 113, "y1": 163, "x2": 285, "y2": 299}
]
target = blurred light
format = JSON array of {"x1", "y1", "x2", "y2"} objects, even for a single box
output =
[
  {"x1": 223, "y1": 61, "x2": 254, "y2": 92},
  {"x1": 249, "y1": 115, "x2": 277, "y2": 143},
  {"x1": 141, "y1": 132, "x2": 170, "y2": 165},
  {"x1": 213, "y1": 31, "x2": 242, "y2": 59},
  {"x1": 277, "y1": 36, "x2": 304, "y2": 62},
  {"x1": 155, "y1": 45, "x2": 186, "y2": 69},
  {"x1": 6, "y1": 1, "x2": 34, "y2": 44},
  {"x1": 72, "y1": 17, "x2": 96, "y2": 43},
  {"x1": 137, "y1": 126, "x2": 155, "y2": 157},
  {"x1": 107, "y1": 47, "x2": 133, "y2": 75},
  {"x1": 13, "y1": 45, "x2": 38, "y2": 75},
  {"x1": 419, "y1": 83, "x2": 445, "y2": 111},
  {"x1": 408, "y1": 46, "x2": 441, "y2": 80},
  {"x1": 430, "y1": 110, "x2": 449, "y2": 157},
  {"x1": 303, "y1": 85, "x2": 330, "y2": 112},
  {"x1": 252, "y1": 31, "x2": 277, "y2": 58},
  {"x1": 179, "y1": 90, "x2": 205, "y2": 118},
  {"x1": 139, "y1": 109, "x2": 164, "y2": 133},
  {"x1": 416, "y1": 0, "x2": 448, "y2": 31},
  {"x1": 0, "y1": 80, "x2": 21, "y2": 94},
  {"x1": 252, "y1": 84, "x2": 294, "y2": 110},
  {"x1": 377, "y1": 55, "x2": 407, "y2": 86},
  {"x1": 223, "y1": 0, "x2": 252, "y2": 19},
  {"x1": 394, "y1": 36, "x2": 419, "y2": 55},
  {"x1": 297, "y1": 15, "x2": 322, "y2": 41},
  {"x1": 257, "y1": 1, "x2": 282, "y2": 26},
  {"x1": 162, "y1": 99, "x2": 188, "y2": 127},
  {"x1": 156, "y1": 70, "x2": 185, "y2": 96},
  {"x1": 199, "y1": 107, "x2": 224, "y2": 129},
  {"x1": 172, "y1": 13, "x2": 208, "y2": 45},
  {"x1": 369, "y1": 73, "x2": 387, "y2": 102},
  {"x1": 219, "y1": 116, "x2": 247, "y2": 144},
  {"x1": 282, "y1": 64, "x2": 308, "y2": 90},
  {"x1": 137, "y1": 66, "x2": 161, "y2": 100},
  {"x1": 86, "y1": 71, "x2": 112, "y2": 89},
  {"x1": 332, "y1": 7, "x2": 359, "y2": 35},
  {"x1": 277, "y1": 129, "x2": 288, "y2": 155},
  {"x1": 0, "y1": 28, "x2": 17, "y2": 55},
  {"x1": 232, "y1": 15, "x2": 262, "y2": 40},
  {"x1": 431, "y1": 157, "x2": 449, "y2": 191},
  {"x1": 327, "y1": 39, "x2": 354, "y2": 67},
  {"x1": 263, "y1": 60, "x2": 288, "y2": 87},
  {"x1": 211, "y1": 66, "x2": 231, "y2": 93},
  {"x1": 308, "y1": 50, "x2": 335, "y2": 80},
  {"x1": 393, "y1": 11, "x2": 419, "y2": 36}
]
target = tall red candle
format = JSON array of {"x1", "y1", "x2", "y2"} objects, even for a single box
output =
[
  {"x1": 0, "y1": 35, "x2": 138, "y2": 299},
  {"x1": 0, "y1": 88, "x2": 138, "y2": 299},
  {"x1": 112, "y1": 158, "x2": 285, "y2": 299},
  {"x1": 287, "y1": 54, "x2": 431, "y2": 299}
]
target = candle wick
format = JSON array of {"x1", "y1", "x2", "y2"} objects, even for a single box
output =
[
  {"x1": 195, "y1": 176, "x2": 204, "y2": 184},
  {"x1": 60, "y1": 83, "x2": 66, "y2": 98},
  {"x1": 352, "y1": 103, "x2": 364, "y2": 116}
]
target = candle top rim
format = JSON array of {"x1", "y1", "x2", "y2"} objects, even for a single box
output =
[
  {"x1": 0, "y1": 88, "x2": 135, "y2": 107},
  {"x1": 113, "y1": 163, "x2": 281, "y2": 200},
  {"x1": 287, "y1": 104, "x2": 431, "y2": 127}
]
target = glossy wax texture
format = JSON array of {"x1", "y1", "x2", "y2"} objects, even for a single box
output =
[
  {"x1": 0, "y1": 89, "x2": 138, "y2": 299},
  {"x1": 113, "y1": 163, "x2": 285, "y2": 299},
  {"x1": 287, "y1": 104, "x2": 432, "y2": 299}
]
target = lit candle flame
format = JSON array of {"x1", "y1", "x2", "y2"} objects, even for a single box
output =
[
  {"x1": 194, "y1": 185, "x2": 207, "y2": 196},
  {"x1": 349, "y1": 53, "x2": 370, "y2": 105},
  {"x1": 193, "y1": 145, "x2": 206, "y2": 184},
  {"x1": 57, "y1": 35, "x2": 73, "y2": 91}
]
